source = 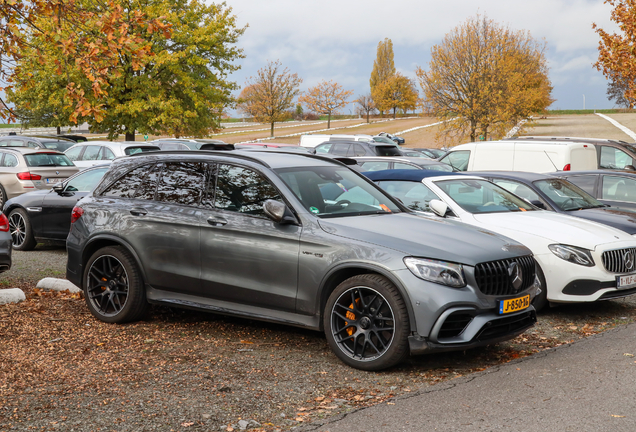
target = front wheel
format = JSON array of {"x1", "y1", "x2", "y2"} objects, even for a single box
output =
[
  {"x1": 324, "y1": 274, "x2": 410, "y2": 371},
  {"x1": 84, "y1": 246, "x2": 148, "y2": 323}
]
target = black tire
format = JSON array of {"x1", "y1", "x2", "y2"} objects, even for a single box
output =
[
  {"x1": 324, "y1": 274, "x2": 410, "y2": 371},
  {"x1": 532, "y1": 264, "x2": 549, "y2": 311},
  {"x1": 0, "y1": 184, "x2": 6, "y2": 208},
  {"x1": 83, "y1": 246, "x2": 148, "y2": 323},
  {"x1": 8, "y1": 208, "x2": 37, "y2": 251}
]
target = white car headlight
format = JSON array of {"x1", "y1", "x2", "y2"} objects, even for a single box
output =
[
  {"x1": 404, "y1": 257, "x2": 466, "y2": 288},
  {"x1": 548, "y1": 244, "x2": 594, "y2": 267}
]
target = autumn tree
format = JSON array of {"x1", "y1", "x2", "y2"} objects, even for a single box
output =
[
  {"x1": 416, "y1": 15, "x2": 553, "y2": 143},
  {"x1": 0, "y1": 1, "x2": 170, "y2": 125},
  {"x1": 607, "y1": 77, "x2": 633, "y2": 108},
  {"x1": 370, "y1": 38, "x2": 396, "y2": 116},
  {"x1": 238, "y1": 60, "x2": 302, "y2": 137},
  {"x1": 355, "y1": 94, "x2": 376, "y2": 123},
  {"x1": 372, "y1": 73, "x2": 418, "y2": 119},
  {"x1": 594, "y1": 1, "x2": 636, "y2": 108},
  {"x1": 298, "y1": 80, "x2": 353, "y2": 128},
  {"x1": 7, "y1": 0, "x2": 244, "y2": 140}
]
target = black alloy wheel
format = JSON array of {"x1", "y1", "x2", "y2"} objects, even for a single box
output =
[
  {"x1": 84, "y1": 246, "x2": 147, "y2": 323},
  {"x1": 325, "y1": 274, "x2": 409, "y2": 371},
  {"x1": 8, "y1": 208, "x2": 36, "y2": 251}
]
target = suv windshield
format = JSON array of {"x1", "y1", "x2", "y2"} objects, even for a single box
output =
[
  {"x1": 24, "y1": 153, "x2": 75, "y2": 167},
  {"x1": 124, "y1": 146, "x2": 160, "y2": 155},
  {"x1": 275, "y1": 166, "x2": 401, "y2": 218},
  {"x1": 436, "y1": 179, "x2": 535, "y2": 214},
  {"x1": 534, "y1": 179, "x2": 605, "y2": 211}
]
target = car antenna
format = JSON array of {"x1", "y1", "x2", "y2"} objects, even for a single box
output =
[{"x1": 543, "y1": 150, "x2": 559, "y2": 171}]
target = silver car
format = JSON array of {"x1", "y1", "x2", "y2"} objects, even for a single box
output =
[
  {"x1": 0, "y1": 148, "x2": 79, "y2": 207},
  {"x1": 66, "y1": 151, "x2": 539, "y2": 370}
]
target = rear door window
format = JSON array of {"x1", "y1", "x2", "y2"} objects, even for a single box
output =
[
  {"x1": 101, "y1": 147, "x2": 116, "y2": 160},
  {"x1": 65, "y1": 146, "x2": 83, "y2": 161},
  {"x1": 602, "y1": 175, "x2": 636, "y2": 203},
  {"x1": 155, "y1": 162, "x2": 207, "y2": 206},
  {"x1": 0, "y1": 153, "x2": 18, "y2": 167},
  {"x1": 599, "y1": 146, "x2": 634, "y2": 169},
  {"x1": 348, "y1": 144, "x2": 367, "y2": 157},
  {"x1": 314, "y1": 143, "x2": 332, "y2": 154},
  {"x1": 331, "y1": 144, "x2": 351, "y2": 156},
  {"x1": 564, "y1": 175, "x2": 598, "y2": 196},
  {"x1": 81, "y1": 146, "x2": 101, "y2": 161}
]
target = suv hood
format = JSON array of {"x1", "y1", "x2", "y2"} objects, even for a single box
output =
[
  {"x1": 470, "y1": 211, "x2": 635, "y2": 251},
  {"x1": 318, "y1": 213, "x2": 531, "y2": 266}
]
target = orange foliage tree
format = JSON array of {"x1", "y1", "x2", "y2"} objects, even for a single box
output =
[
  {"x1": 594, "y1": 0, "x2": 636, "y2": 108},
  {"x1": 372, "y1": 73, "x2": 418, "y2": 119},
  {"x1": 238, "y1": 61, "x2": 302, "y2": 137},
  {"x1": 299, "y1": 80, "x2": 353, "y2": 128},
  {"x1": 0, "y1": 1, "x2": 170, "y2": 124},
  {"x1": 416, "y1": 15, "x2": 553, "y2": 143}
]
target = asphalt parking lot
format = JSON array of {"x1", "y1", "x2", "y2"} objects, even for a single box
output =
[{"x1": 3, "y1": 246, "x2": 636, "y2": 431}]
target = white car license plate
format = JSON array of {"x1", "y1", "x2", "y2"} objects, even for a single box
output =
[
  {"x1": 46, "y1": 178, "x2": 66, "y2": 184},
  {"x1": 617, "y1": 273, "x2": 636, "y2": 289}
]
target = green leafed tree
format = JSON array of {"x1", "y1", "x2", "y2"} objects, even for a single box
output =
[{"x1": 7, "y1": 0, "x2": 245, "y2": 140}]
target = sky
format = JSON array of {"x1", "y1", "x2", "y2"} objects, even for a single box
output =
[{"x1": 220, "y1": 0, "x2": 621, "y2": 111}]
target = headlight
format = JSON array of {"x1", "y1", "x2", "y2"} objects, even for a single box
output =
[
  {"x1": 404, "y1": 257, "x2": 466, "y2": 288},
  {"x1": 548, "y1": 244, "x2": 594, "y2": 267}
]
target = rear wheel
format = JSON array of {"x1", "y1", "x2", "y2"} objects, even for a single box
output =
[
  {"x1": 0, "y1": 185, "x2": 6, "y2": 208},
  {"x1": 84, "y1": 246, "x2": 147, "y2": 323},
  {"x1": 324, "y1": 274, "x2": 409, "y2": 371},
  {"x1": 8, "y1": 208, "x2": 36, "y2": 251}
]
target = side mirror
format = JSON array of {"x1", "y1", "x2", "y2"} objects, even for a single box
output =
[
  {"x1": 429, "y1": 199, "x2": 449, "y2": 217},
  {"x1": 263, "y1": 200, "x2": 298, "y2": 225},
  {"x1": 52, "y1": 183, "x2": 65, "y2": 194},
  {"x1": 530, "y1": 199, "x2": 546, "y2": 210}
]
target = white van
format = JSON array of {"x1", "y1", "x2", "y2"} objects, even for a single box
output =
[
  {"x1": 299, "y1": 134, "x2": 373, "y2": 148},
  {"x1": 438, "y1": 140, "x2": 598, "y2": 173}
]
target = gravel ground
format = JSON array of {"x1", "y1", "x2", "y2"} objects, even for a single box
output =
[{"x1": 3, "y1": 247, "x2": 636, "y2": 431}]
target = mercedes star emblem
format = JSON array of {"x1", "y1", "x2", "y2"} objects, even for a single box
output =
[
  {"x1": 508, "y1": 262, "x2": 523, "y2": 291},
  {"x1": 624, "y1": 251, "x2": 635, "y2": 271}
]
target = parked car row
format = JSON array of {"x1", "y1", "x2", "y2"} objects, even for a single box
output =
[{"x1": 6, "y1": 133, "x2": 636, "y2": 373}]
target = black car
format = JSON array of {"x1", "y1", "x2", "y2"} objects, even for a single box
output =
[
  {"x1": 351, "y1": 156, "x2": 454, "y2": 172},
  {"x1": 412, "y1": 148, "x2": 447, "y2": 159},
  {"x1": 0, "y1": 213, "x2": 11, "y2": 272},
  {"x1": 314, "y1": 140, "x2": 402, "y2": 157},
  {"x1": 549, "y1": 170, "x2": 636, "y2": 211},
  {"x1": 472, "y1": 170, "x2": 636, "y2": 235},
  {"x1": 0, "y1": 135, "x2": 77, "y2": 152},
  {"x1": 378, "y1": 132, "x2": 405, "y2": 145},
  {"x1": 3, "y1": 165, "x2": 109, "y2": 250},
  {"x1": 152, "y1": 139, "x2": 229, "y2": 150}
]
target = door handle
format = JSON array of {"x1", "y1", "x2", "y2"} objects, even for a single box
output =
[
  {"x1": 207, "y1": 217, "x2": 227, "y2": 226},
  {"x1": 130, "y1": 208, "x2": 148, "y2": 216}
]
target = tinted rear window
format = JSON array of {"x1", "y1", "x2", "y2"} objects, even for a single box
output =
[
  {"x1": 124, "y1": 146, "x2": 160, "y2": 155},
  {"x1": 374, "y1": 146, "x2": 402, "y2": 156},
  {"x1": 24, "y1": 153, "x2": 75, "y2": 167},
  {"x1": 42, "y1": 141, "x2": 76, "y2": 152}
]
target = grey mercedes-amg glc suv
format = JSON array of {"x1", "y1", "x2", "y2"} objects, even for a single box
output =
[{"x1": 66, "y1": 150, "x2": 539, "y2": 370}]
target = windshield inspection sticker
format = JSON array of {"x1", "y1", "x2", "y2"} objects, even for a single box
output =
[
  {"x1": 310, "y1": 206, "x2": 320, "y2": 214},
  {"x1": 337, "y1": 182, "x2": 348, "y2": 192},
  {"x1": 380, "y1": 204, "x2": 392, "y2": 212}
]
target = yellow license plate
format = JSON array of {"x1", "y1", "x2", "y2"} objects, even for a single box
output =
[{"x1": 498, "y1": 295, "x2": 530, "y2": 314}]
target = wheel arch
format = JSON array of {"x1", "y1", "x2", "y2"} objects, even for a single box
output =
[
  {"x1": 318, "y1": 263, "x2": 416, "y2": 332},
  {"x1": 81, "y1": 235, "x2": 147, "y2": 287}
]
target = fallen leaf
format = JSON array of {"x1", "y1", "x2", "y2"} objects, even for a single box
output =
[
  {"x1": 623, "y1": 353, "x2": 634, "y2": 357},
  {"x1": 181, "y1": 422, "x2": 194, "y2": 427},
  {"x1": 611, "y1": 415, "x2": 625, "y2": 418}
]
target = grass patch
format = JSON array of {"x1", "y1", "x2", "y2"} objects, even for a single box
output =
[{"x1": 0, "y1": 124, "x2": 20, "y2": 129}]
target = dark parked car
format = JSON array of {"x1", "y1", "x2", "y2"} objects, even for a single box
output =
[
  {"x1": 314, "y1": 140, "x2": 402, "y2": 157},
  {"x1": 0, "y1": 135, "x2": 77, "y2": 152},
  {"x1": 0, "y1": 213, "x2": 11, "y2": 272},
  {"x1": 472, "y1": 171, "x2": 636, "y2": 235},
  {"x1": 153, "y1": 139, "x2": 228, "y2": 150},
  {"x1": 412, "y1": 148, "x2": 447, "y2": 159},
  {"x1": 351, "y1": 156, "x2": 454, "y2": 172},
  {"x1": 550, "y1": 170, "x2": 636, "y2": 211},
  {"x1": 378, "y1": 132, "x2": 405, "y2": 145},
  {"x1": 3, "y1": 165, "x2": 109, "y2": 250},
  {"x1": 66, "y1": 150, "x2": 538, "y2": 370}
]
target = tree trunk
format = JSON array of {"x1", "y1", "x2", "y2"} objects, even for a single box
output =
[
  {"x1": 327, "y1": 112, "x2": 331, "y2": 129},
  {"x1": 125, "y1": 131, "x2": 135, "y2": 141},
  {"x1": 270, "y1": 122, "x2": 275, "y2": 137},
  {"x1": 56, "y1": 126, "x2": 61, "y2": 135},
  {"x1": 393, "y1": 107, "x2": 396, "y2": 119},
  {"x1": 366, "y1": 111, "x2": 370, "y2": 123}
]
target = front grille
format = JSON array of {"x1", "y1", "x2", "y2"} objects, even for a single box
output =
[
  {"x1": 474, "y1": 255, "x2": 536, "y2": 296},
  {"x1": 602, "y1": 248, "x2": 636, "y2": 273}
]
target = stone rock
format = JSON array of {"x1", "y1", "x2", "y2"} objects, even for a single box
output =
[
  {"x1": 0, "y1": 288, "x2": 25, "y2": 305},
  {"x1": 238, "y1": 420, "x2": 249, "y2": 430},
  {"x1": 36, "y1": 278, "x2": 81, "y2": 293}
]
